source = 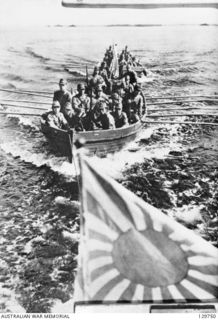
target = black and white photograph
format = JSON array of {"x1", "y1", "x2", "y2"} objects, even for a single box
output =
[{"x1": 0, "y1": 0, "x2": 218, "y2": 314}]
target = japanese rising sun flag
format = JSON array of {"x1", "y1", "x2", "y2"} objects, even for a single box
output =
[{"x1": 74, "y1": 157, "x2": 218, "y2": 304}]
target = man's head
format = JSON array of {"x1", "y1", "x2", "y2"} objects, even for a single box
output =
[
  {"x1": 52, "y1": 100, "x2": 61, "y2": 114},
  {"x1": 134, "y1": 84, "x2": 141, "y2": 94},
  {"x1": 77, "y1": 83, "x2": 85, "y2": 94},
  {"x1": 63, "y1": 102, "x2": 73, "y2": 116},
  {"x1": 96, "y1": 85, "x2": 103, "y2": 97},
  {"x1": 126, "y1": 64, "x2": 132, "y2": 72},
  {"x1": 112, "y1": 93, "x2": 121, "y2": 106},
  {"x1": 125, "y1": 75, "x2": 130, "y2": 83},
  {"x1": 93, "y1": 66, "x2": 99, "y2": 75},
  {"x1": 115, "y1": 102, "x2": 123, "y2": 116},
  {"x1": 99, "y1": 101, "x2": 107, "y2": 115},
  {"x1": 59, "y1": 79, "x2": 67, "y2": 91}
]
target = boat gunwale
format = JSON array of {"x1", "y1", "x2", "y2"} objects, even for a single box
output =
[{"x1": 41, "y1": 118, "x2": 143, "y2": 143}]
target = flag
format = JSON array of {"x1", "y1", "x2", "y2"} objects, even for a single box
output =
[
  {"x1": 74, "y1": 157, "x2": 218, "y2": 305},
  {"x1": 109, "y1": 44, "x2": 119, "y2": 78}
]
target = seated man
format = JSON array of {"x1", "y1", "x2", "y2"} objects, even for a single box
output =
[
  {"x1": 62, "y1": 102, "x2": 76, "y2": 128},
  {"x1": 129, "y1": 108, "x2": 140, "y2": 124},
  {"x1": 95, "y1": 101, "x2": 115, "y2": 130},
  {"x1": 72, "y1": 83, "x2": 90, "y2": 114},
  {"x1": 112, "y1": 102, "x2": 129, "y2": 128},
  {"x1": 109, "y1": 92, "x2": 122, "y2": 113},
  {"x1": 53, "y1": 79, "x2": 72, "y2": 113},
  {"x1": 44, "y1": 101, "x2": 69, "y2": 130},
  {"x1": 63, "y1": 102, "x2": 86, "y2": 131},
  {"x1": 89, "y1": 66, "x2": 106, "y2": 91},
  {"x1": 130, "y1": 84, "x2": 144, "y2": 118},
  {"x1": 122, "y1": 64, "x2": 137, "y2": 86},
  {"x1": 122, "y1": 74, "x2": 134, "y2": 105},
  {"x1": 91, "y1": 85, "x2": 109, "y2": 120}
]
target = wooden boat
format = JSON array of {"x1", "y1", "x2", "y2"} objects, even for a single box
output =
[{"x1": 41, "y1": 117, "x2": 145, "y2": 162}]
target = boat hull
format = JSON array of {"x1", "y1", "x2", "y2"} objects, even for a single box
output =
[{"x1": 41, "y1": 120, "x2": 143, "y2": 161}]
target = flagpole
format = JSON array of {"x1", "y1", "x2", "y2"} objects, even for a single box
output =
[{"x1": 73, "y1": 140, "x2": 90, "y2": 301}]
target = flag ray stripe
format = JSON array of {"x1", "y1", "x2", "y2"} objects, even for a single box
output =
[
  {"x1": 128, "y1": 204, "x2": 147, "y2": 231},
  {"x1": 87, "y1": 213, "x2": 118, "y2": 241},
  {"x1": 180, "y1": 279, "x2": 216, "y2": 300},
  {"x1": 161, "y1": 223, "x2": 175, "y2": 236},
  {"x1": 93, "y1": 274, "x2": 124, "y2": 301},
  {"x1": 188, "y1": 256, "x2": 218, "y2": 267},
  {"x1": 89, "y1": 229, "x2": 114, "y2": 244},
  {"x1": 143, "y1": 287, "x2": 153, "y2": 302},
  {"x1": 88, "y1": 239, "x2": 113, "y2": 252},
  {"x1": 89, "y1": 268, "x2": 120, "y2": 297},
  {"x1": 160, "y1": 286, "x2": 175, "y2": 302},
  {"x1": 191, "y1": 264, "x2": 218, "y2": 276},
  {"x1": 89, "y1": 256, "x2": 114, "y2": 274},
  {"x1": 102, "y1": 178, "x2": 147, "y2": 231},
  {"x1": 136, "y1": 202, "x2": 154, "y2": 229},
  {"x1": 103, "y1": 279, "x2": 131, "y2": 301},
  {"x1": 152, "y1": 287, "x2": 162, "y2": 302},
  {"x1": 169, "y1": 233, "x2": 194, "y2": 244},
  {"x1": 87, "y1": 163, "x2": 135, "y2": 229},
  {"x1": 186, "y1": 275, "x2": 218, "y2": 297},
  {"x1": 87, "y1": 192, "x2": 121, "y2": 234},
  {"x1": 176, "y1": 283, "x2": 201, "y2": 301},
  {"x1": 188, "y1": 270, "x2": 218, "y2": 286},
  {"x1": 119, "y1": 283, "x2": 137, "y2": 301},
  {"x1": 132, "y1": 284, "x2": 144, "y2": 301},
  {"x1": 89, "y1": 250, "x2": 112, "y2": 260},
  {"x1": 181, "y1": 244, "x2": 217, "y2": 257},
  {"x1": 167, "y1": 284, "x2": 186, "y2": 302},
  {"x1": 91, "y1": 263, "x2": 115, "y2": 282},
  {"x1": 153, "y1": 220, "x2": 163, "y2": 232},
  {"x1": 86, "y1": 185, "x2": 132, "y2": 232}
]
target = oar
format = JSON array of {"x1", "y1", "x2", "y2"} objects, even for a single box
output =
[
  {"x1": 0, "y1": 88, "x2": 52, "y2": 98},
  {"x1": 146, "y1": 99, "x2": 218, "y2": 106},
  {"x1": 0, "y1": 103, "x2": 48, "y2": 111},
  {"x1": 0, "y1": 111, "x2": 42, "y2": 117},
  {"x1": 143, "y1": 120, "x2": 218, "y2": 126},
  {"x1": 147, "y1": 113, "x2": 218, "y2": 118},
  {"x1": 145, "y1": 95, "x2": 218, "y2": 100},
  {"x1": 0, "y1": 98, "x2": 51, "y2": 105}
]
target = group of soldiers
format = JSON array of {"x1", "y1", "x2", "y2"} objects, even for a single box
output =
[{"x1": 42, "y1": 46, "x2": 146, "y2": 132}]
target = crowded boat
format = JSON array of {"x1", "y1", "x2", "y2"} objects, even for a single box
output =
[{"x1": 41, "y1": 45, "x2": 147, "y2": 132}]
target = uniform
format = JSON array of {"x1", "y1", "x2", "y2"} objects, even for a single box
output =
[
  {"x1": 53, "y1": 90, "x2": 72, "y2": 112},
  {"x1": 46, "y1": 111, "x2": 68, "y2": 129},
  {"x1": 113, "y1": 111, "x2": 129, "y2": 128}
]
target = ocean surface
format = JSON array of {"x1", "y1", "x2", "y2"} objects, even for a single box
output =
[{"x1": 0, "y1": 25, "x2": 218, "y2": 312}]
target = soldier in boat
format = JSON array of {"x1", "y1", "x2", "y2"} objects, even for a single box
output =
[
  {"x1": 122, "y1": 64, "x2": 137, "y2": 86},
  {"x1": 129, "y1": 108, "x2": 140, "y2": 124},
  {"x1": 89, "y1": 66, "x2": 106, "y2": 91},
  {"x1": 53, "y1": 79, "x2": 72, "y2": 113},
  {"x1": 112, "y1": 101, "x2": 129, "y2": 128},
  {"x1": 72, "y1": 83, "x2": 90, "y2": 114},
  {"x1": 129, "y1": 84, "x2": 144, "y2": 118},
  {"x1": 122, "y1": 75, "x2": 134, "y2": 101},
  {"x1": 99, "y1": 61, "x2": 112, "y2": 94},
  {"x1": 91, "y1": 84, "x2": 109, "y2": 118},
  {"x1": 94, "y1": 101, "x2": 115, "y2": 130},
  {"x1": 110, "y1": 92, "x2": 122, "y2": 113},
  {"x1": 43, "y1": 100, "x2": 69, "y2": 130},
  {"x1": 63, "y1": 102, "x2": 85, "y2": 132}
]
